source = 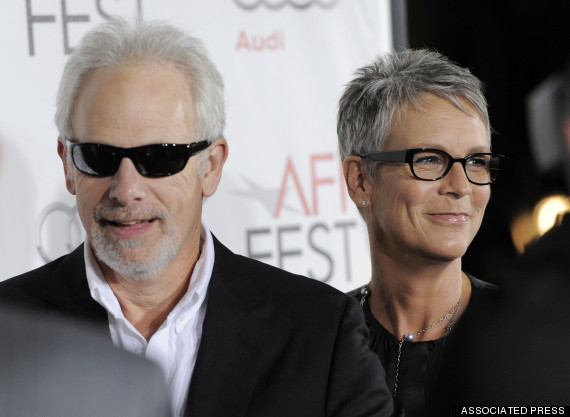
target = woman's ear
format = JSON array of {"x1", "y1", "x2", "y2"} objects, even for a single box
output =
[{"x1": 343, "y1": 155, "x2": 373, "y2": 208}]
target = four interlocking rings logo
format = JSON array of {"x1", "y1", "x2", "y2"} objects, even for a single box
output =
[
  {"x1": 96, "y1": 0, "x2": 144, "y2": 20},
  {"x1": 36, "y1": 203, "x2": 84, "y2": 263},
  {"x1": 234, "y1": 0, "x2": 339, "y2": 10}
]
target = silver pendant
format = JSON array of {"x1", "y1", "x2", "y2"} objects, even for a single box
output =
[{"x1": 404, "y1": 333, "x2": 415, "y2": 342}]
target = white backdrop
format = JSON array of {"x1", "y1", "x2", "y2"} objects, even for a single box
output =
[{"x1": 0, "y1": 0, "x2": 394, "y2": 291}]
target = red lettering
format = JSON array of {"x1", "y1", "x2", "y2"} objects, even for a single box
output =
[
  {"x1": 235, "y1": 31, "x2": 250, "y2": 51},
  {"x1": 310, "y1": 154, "x2": 335, "y2": 215},
  {"x1": 267, "y1": 31, "x2": 284, "y2": 50},
  {"x1": 252, "y1": 36, "x2": 264, "y2": 51},
  {"x1": 274, "y1": 156, "x2": 310, "y2": 218},
  {"x1": 236, "y1": 30, "x2": 284, "y2": 52}
]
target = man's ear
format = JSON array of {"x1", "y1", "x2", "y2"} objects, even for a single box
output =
[
  {"x1": 343, "y1": 155, "x2": 373, "y2": 208},
  {"x1": 201, "y1": 137, "x2": 228, "y2": 198},
  {"x1": 57, "y1": 137, "x2": 76, "y2": 195}
]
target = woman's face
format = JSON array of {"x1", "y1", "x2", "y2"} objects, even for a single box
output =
[{"x1": 367, "y1": 94, "x2": 491, "y2": 264}]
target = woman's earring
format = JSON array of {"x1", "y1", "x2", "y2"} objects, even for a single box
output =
[{"x1": 361, "y1": 200, "x2": 367, "y2": 207}]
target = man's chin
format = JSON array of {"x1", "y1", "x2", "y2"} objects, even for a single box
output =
[
  {"x1": 97, "y1": 255, "x2": 165, "y2": 282},
  {"x1": 89, "y1": 226, "x2": 178, "y2": 281},
  {"x1": 93, "y1": 243, "x2": 174, "y2": 281}
]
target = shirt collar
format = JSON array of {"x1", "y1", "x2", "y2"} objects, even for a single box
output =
[{"x1": 84, "y1": 221, "x2": 215, "y2": 321}]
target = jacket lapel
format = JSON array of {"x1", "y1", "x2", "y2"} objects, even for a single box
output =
[
  {"x1": 41, "y1": 244, "x2": 108, "y2": 326},
  {"x1": 184, "y1": 237, "x2": 272, "y2": 417}
]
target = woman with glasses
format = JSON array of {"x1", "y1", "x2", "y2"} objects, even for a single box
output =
[{"x1": 338, "y1": 49, "x2": 503, "y2": 416}]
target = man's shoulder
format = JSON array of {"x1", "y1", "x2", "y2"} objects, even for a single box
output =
[
  {"x1": 1, "y1": 248, "x2": 77, "y2": 287},
  {"x1": 0, "y1": 245, "x2": 85, "y2": 309},
  {"x1": 212, "y1": 236, "x2": 348, "y2": 305},
  {"x1": 239, "y1": 253, "x2": 339, "y2": 290},
  {"x1": 2, "y1": 256, "x2": 62, "y2": 285}
]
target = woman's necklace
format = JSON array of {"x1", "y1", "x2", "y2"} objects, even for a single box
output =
[{"x1": 360, "y1": 277, "x2": 462, "y2": 397}]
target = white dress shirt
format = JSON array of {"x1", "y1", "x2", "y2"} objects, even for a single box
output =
[{"x1": 84, "y1": 222, "x2": 214, "y2": 417}]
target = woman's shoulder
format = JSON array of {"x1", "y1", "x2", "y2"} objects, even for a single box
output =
[
  {"x1": 466, "y1": 273, "x2": 500, "y2": 292},
  {"x1": 347, "y1": 285, "x2": 367, "y2": 300},
  {"x1": 463, "y1": 273, "x2": 503, "y2": 319}
]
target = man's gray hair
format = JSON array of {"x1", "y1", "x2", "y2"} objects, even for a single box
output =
[
  {"x1": 55, "y1": 18, "x2": 225, "y2": 142},
  {"x1": 337, "y1": 49, "x2": 490, "y2": 176}
]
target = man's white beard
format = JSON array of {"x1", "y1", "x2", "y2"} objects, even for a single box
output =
[{"x1": 89, "y1": 208, "x2": 179, "y2": 281}]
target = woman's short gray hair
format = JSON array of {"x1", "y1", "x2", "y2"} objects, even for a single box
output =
[
  {"x1": 337, "y1": 49, "x2": 490, "y2": 176},
  {"x1": 55, "y1": 18, "x2": 225, "y2": 142}
]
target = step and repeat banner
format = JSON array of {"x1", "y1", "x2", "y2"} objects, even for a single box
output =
[{"x1": 0, "y1": 0, "x2": 395, "y2": 291}]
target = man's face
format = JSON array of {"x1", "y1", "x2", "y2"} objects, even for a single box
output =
[{"x1": 61, "y1": 62, "x2": 213, "y2": 280}]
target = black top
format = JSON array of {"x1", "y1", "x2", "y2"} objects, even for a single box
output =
[{"x1": 349, "y1": 275, "x2": 499, "y2": 417}]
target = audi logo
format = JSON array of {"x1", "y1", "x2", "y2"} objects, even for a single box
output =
[
  {"x1": 36, "y1": 203, "x2": 84, "y2": 263},
  {"x1": 234, "y1": 0, "x2": 339, "y2": 10},
  {"x1": 96, "y1": 0, "x2": 143, "y2": 20}
]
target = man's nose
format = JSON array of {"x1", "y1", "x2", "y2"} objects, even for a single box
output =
[{"x1": 108, "y1": 157, "x2": 147, "y2": 205}]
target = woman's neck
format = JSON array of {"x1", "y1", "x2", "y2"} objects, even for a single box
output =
[{"x1": 368, "y1": 257, "x2": 471, "y2": 342}]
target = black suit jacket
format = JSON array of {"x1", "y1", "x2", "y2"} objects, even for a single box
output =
[{"x1": 0, "y1": 236, "x2": 393, "y2": 417}]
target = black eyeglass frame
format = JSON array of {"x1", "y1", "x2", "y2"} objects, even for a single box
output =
[
  {"x1": 66, "y1": 139, "x2": 211, "y2": 178},
  {"x1": 358, "y1": 148, "x2": 507, "y2": 185}
]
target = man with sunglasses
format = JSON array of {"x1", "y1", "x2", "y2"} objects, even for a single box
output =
[{"x1": 0, "y1": 18, "x2": 393, "y2": 417}]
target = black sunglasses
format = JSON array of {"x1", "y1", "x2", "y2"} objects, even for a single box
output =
[{"x1": 67, "y1": 140, "x2": 210, "y2": 178}]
